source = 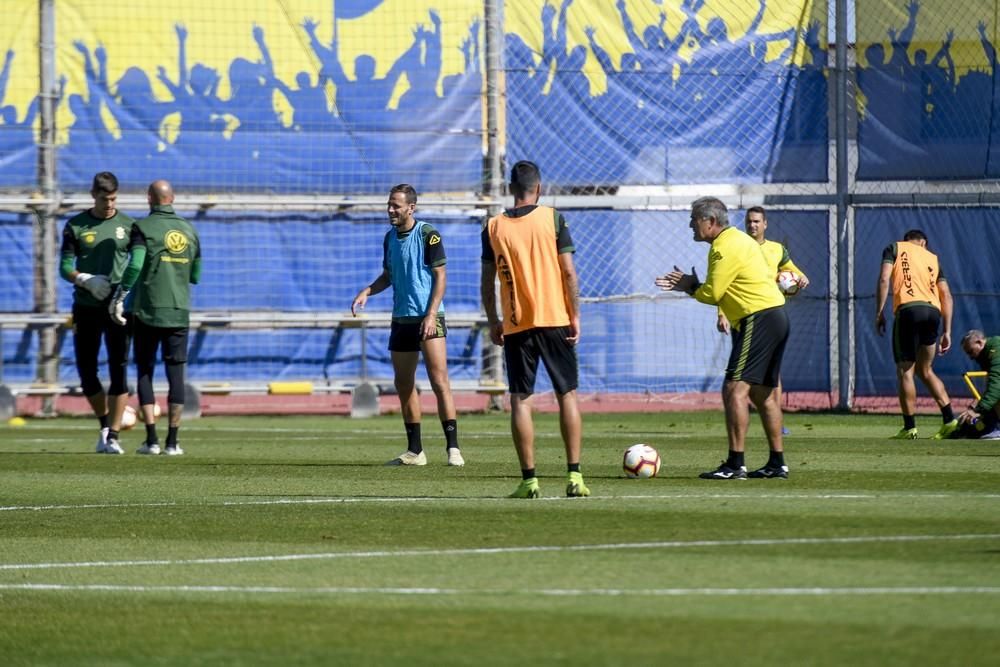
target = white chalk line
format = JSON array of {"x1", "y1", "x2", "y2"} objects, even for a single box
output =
[
  {"x1": 2, "y1": 533, "x2": 998, "y2": 572},
  {"x1": 0, "y1": 583, "x2": 998, "y2": 597},
  {"x1": 3, "y1": 492, "x2": 999, "y2": 514}
]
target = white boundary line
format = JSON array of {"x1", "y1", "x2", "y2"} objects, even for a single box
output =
[
  {"x1": 0, "y1": 583, "x2": 998, "y2": 597},
  {"x1": 2, "y1": 533, "x2": 998, "y2": 571},
  {"x1": 3, "y1": 492, "x2": 999, "y2": 514}
]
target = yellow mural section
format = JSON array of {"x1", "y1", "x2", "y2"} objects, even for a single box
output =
[
  {"x1": 504, "y1": 0, "x2": 823, "y2": 95},
  {"x1": 0, "y1": 1, "x2": 39, "y2": 122},
  {"x1": 856, "y1": 0, "x2": 993, "y2": 70},
  {"x1": 45, "y1": 1, "x2": 479, "y2": 144}
]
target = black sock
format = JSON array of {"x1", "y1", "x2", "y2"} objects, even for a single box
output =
[
  {"x1": 567, "y1": 462, "x2": 580, "y2": 473},
  {"x1": 166, "y1": 426, "x2": 179, "y2": 447},
  {"x1": 145, "y1": 423, "x2": 158, "y2": 445},
  {"x1": 941, "y1": 404, "x2": 955, "y2": 423},
  {"x1": 768, "y1": 451, "x2": 785, "y2": 467},
  {"x1": 98, "y1": 414, "x2": 109, "y2": 429},
  {"x1": 442, "y1": 419, "x2": 458, "y2": 449},
  {"x1": 108, "y1": 429, "x2": 119, "y2": 442},
  {"x1": 521, "y1": 468, "x2": 536, "y2": 480},
  {"x1": 727, "y1": 450, "x2": 745, "y2": 468},
  {"x1": 903, "y1": 414, "x2": 916, "y2": 430},
  {"x1": 405, "y1": 422, "x2": 422, "y2": 454}
]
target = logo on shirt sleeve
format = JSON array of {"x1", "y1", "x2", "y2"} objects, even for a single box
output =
[{"x1": 429, "y1": 234, "x2": 441, "y2": 245}]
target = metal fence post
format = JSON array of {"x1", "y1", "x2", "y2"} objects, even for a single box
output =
[
  {"x1": 482, "y1": 0, "x2": 505, "y2": 408},
  {"x1": 35, "y1": 0, "x2": 60, "y2": 414}
]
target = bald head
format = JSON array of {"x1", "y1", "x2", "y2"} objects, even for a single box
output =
[{"x1": 148, "y1": 180, "x2": 175, "y2": 206}]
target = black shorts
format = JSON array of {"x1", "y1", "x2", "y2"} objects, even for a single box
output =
[
  {"x1": 388, "y1": 315, "x2": 446, "y2": 352},
  {"x1": 71, "y1": 304, "x2": 129, "y2": 366},
  {"x1": 726, "y1": 306, "x2": 789, "y2": 387},
  {"x1": 503, "y1": 326, "x2": 578, "y2": 395},
  {"x1": 892, "y1": 304, "x2": 941, "y2": 363},
  {"x1": 132, "y1": 317, "x2": 189, "y2": 366}
]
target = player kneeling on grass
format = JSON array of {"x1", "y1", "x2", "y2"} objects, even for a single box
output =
[
  {"x1": 955, "y1": 330, "x2": 1000, "y2": 440},
  {"x1": 657, "y1": 197, "x2": 790, "y2": 480},
  {"x1": 352, "y1": 184, "x2": 464, "y2": 467}
]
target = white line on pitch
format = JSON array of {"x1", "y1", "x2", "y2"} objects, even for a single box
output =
[
  {"x1": 2, "y1": 492, "x2": 999, "y2": 514},
  {"x1": 1, "y1": 583, "x2": 998, "y2": 597},
  {"x1": 2, "y1": 533, "x2": 998, "y2": 572}
]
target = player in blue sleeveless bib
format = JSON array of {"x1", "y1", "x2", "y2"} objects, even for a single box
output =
[{"x1": 352, "y1": 184, "x2": 464, "y2": 467}]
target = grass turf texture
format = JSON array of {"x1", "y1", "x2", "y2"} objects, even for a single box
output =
[{"x1": 1, "y1": 411, "x2": 998, "y2": 666}]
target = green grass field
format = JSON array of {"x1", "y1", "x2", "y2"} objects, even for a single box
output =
[{"x1": 1, "y1": 411, "x2": 999, "y2": 666}]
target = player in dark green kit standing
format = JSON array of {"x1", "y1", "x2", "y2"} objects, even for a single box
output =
[
  {"x1": 110, "y1": 180, "x2": 201, "y2": 455},
  {"x1": 60, "y1": 171, "x2": 134, "y2": 454}
]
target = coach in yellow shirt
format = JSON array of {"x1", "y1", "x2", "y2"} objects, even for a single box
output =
[{"x1": 657, "y1": 197, "x2": 790, "y2": 480}]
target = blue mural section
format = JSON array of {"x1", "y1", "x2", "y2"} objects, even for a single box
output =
[
  {"x1": 853, "y1": 207, "x2": 1000, "y2": 397},
  {"x1": 857, "y1": 2, "x2": 1000, "y2": 180},
  {"x1": 2, "y1": 208, "x2": 830, "y2": 394},
  {"x1": 505, "y1": 1, "x2": 829, "y2": 187}
]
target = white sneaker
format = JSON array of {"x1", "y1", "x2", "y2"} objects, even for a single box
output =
[
  {"x1": 95, "y1": 427, "x2": 110, "y2": 453},
  {"x1": 136, "y1": 442, "x2": 161, "y2": 455},
  {"x1": 103, "y1": 437, "x2": 125, "y2": 455},
  {"x1": 386, "y1": 450, "x2": 427, "y2": 466},
  {"x1": 163, "y1": 445, "x2": 184, "y2": 456},
  {"x1": 447, "y1": 448, "x2": 465, "y2": 466}
]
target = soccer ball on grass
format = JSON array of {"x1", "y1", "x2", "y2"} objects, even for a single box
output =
[
  {"x1": 622, "y1": 444, "x2": 661, "y2": 479},
  {"x1": 120, "y1": 405, "x2": 137, "y2": 430}
]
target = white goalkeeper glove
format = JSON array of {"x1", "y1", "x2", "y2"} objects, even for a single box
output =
[
  {"x1": 108, "y1": 286, "x2": 129, "y2": 326},
  {"x1": 74, "y1": 273, "x2": 112, "y2": 300}
]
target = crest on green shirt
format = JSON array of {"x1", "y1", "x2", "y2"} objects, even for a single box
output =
[{"x1": 165, "y1": 230, "x2": 190, "y2": 254}]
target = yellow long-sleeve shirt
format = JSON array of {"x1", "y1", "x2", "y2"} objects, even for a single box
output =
[
  {"x1": 760, "y1": 238, "x2": 806, "y2": 278},
  {"x1": 695, "y1": 226, "x2": 785, "y2": 326}
]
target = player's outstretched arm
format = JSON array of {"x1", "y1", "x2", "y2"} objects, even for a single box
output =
[
  {"x1": 655, "y1": 265, "x2": 700, "y2": 294},
  {"x1": 351, "y1": 270, "x2": 390, "y2": 316}
]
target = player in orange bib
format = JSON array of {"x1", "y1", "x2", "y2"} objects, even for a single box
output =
[
  {"x1": 875, "y1": 229, "x2": 958, "y2": 440},
  {"x1": 481, "y1": 160, "x2": 587, "y2": 499}
]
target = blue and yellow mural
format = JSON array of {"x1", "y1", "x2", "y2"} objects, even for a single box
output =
[
  {"x1": 0, "y1": 0, "x2": 831, "y2": 192},
  {"x1": 4, "y1": 1, "x2": 998, "y2": 186},
  {"x1": 856, "y1": 0, "x2": 1000, "y2": 180}
]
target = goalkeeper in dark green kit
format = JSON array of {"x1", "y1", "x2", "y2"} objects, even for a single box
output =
[
  {"x1": 110, "y1": 180, "x2": 201, "y2": 455},
  {"x1": 60, "y1": 171, "x2": 135, "y2": 454}
]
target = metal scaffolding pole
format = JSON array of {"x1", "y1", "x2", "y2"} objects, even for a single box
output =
[
  {"x1": 834, "y1": 0, "x2": 853, "y2": 409},
  {"x1": 35, "y1": 0, "x2": 60, "y2": 413},
  {"x1": 481, "y1": 0, "x2": 505, "y2": 404}
]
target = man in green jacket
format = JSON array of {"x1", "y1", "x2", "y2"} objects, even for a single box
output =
[
  {"x1": 60, "y1": 172, "x2": 134, "y2": 454},
  {"x1": 110, "y1": 180, "x2": 201, "y2": 455},
  {"x1": 958, "y1": 329, "x2": 1000, "y2": 439}
]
